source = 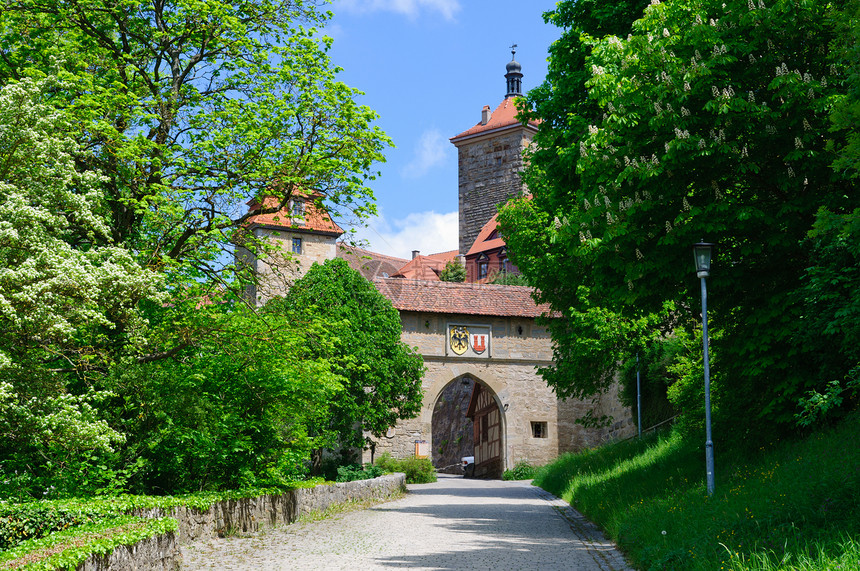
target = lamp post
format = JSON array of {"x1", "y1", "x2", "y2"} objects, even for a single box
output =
[{"x1": 693, "y1": 242, "x2": 716, "y2": 496}]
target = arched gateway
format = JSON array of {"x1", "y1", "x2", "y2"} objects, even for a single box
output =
[{"x1": 363, "y1": 279, "x2": 634, "y2": 474}]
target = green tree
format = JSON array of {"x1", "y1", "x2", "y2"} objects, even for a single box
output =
[
  {"x1": 498, "y1": 0, "x2": 653, "y2": 402},
  {"x1": 439, "y1": 259, "x2": 466, "y2": 282},
  {"x1": 0, "y1": 0, "x2": 393, "y2": 495},
  {"x1": 501, "y1": 0, "x2": 859, "y2": 433},
  {"x1": 829, "y1": 0, "x2": 860, "y2": 177},
  {"x1": 0, "y1": 0, "x2": 389, "y2": 294},
  {"x1": 112, "y1": 303, "x2": 343, "y2": 493},
  {"x1": 273, "y1": 259, "x2": 424, "y2": 467}
]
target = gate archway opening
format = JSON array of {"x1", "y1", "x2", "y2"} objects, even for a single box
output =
[{"x1": 430, "y1": 374, "x2": 505, "y2": 478}]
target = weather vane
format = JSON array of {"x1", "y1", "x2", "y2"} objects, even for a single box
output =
[{"x1": 510, "y1": 43, "x2": 518, "y2": 59}]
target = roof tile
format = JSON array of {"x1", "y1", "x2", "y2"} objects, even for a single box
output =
[
  {"x1": 246, "y1": 194, "x2": 344, "y2": 235},
  {"x1": 373, "y1": 278, "x2": 549, "y2": 318},
  {"x1": 451, "y1": 97, "x2": 539, "y2": 141}
]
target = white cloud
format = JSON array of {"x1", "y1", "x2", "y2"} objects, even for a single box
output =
[
  {"x1": 335, "y1": 0, "x2": 461, "y2": 21},
  {"x1": 401, "y1": 128, "x2": 451, "y2": 179},
  {"x1": 321, "y1": 23, "x2": 345, "y2": 40},
  {"x1": 351, "y1": 210, "x2": 458, "y2": 259}
]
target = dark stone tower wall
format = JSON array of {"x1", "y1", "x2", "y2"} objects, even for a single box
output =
[{"x1": 456, "y1": 129, "x2": 534, "y2": 254}]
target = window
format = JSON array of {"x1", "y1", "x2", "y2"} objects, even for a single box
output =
[
  {"x1": 291, "y1": 199, "x2": 305, "y2": 217},
  {"x1": 477, "y1": 253, "x2": 489, "y2": 280},
  {"x1": 291, "y1": 237, "x2": 302, "y2": 254},
  {"x1": 531, "y1": 421, "x2": 547, "y2": 439}
]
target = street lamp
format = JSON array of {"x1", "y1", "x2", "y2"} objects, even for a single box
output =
[{"x1": 693, "y1": 241, "x2": 716, "y2": 496}]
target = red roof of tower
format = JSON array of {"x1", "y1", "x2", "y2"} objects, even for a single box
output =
[
  {"x1": 245, "y1": 194, "x2": 344, "y2": 236},
  {"x1": 450, "y1": 97, "x2": 539, "y2": 142}
]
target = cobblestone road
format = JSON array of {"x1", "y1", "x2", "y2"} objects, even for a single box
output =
[{"x1": 181, "y1": 475, "x2": 632, "y2": 570}]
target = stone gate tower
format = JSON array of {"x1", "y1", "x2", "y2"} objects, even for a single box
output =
[{"x1": 450, "y1": 48, "x2": 539, "y2": 255}]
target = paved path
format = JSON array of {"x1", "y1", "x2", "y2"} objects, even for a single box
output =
[{"x1": 181, "y1": 475, "x2": 632, "y2": 570}]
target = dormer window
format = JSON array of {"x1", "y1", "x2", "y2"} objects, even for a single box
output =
[
  {"x1": 477, "y1": 252, "x2": 489, "y2": 280},
  {"x1": 291, "y1": 199, "x2": 305, "y2": 224}
]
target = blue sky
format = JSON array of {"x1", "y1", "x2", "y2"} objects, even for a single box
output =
[{"x1": 324, "y1": 0, "x2": 560, "y2": 259}]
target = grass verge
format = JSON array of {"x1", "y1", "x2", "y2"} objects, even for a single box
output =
[{"x1": 533, "y1": 414, "x2": 860, "y2": 570}]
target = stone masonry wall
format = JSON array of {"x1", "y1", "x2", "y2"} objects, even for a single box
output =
[
  {"x1": 241, "y1": 227, "x2": 337, "y2": 304},
  {"x1": 130, "y1": 474, "x2": 406, "y2": 544},
  {"x1": 456, "y1": 129, "x2": 534, "y2": 254},
  {"x1": 77, "y1": 475, "x2": 406, "y2": 571},
  {"x1": 78, "y1": 532, "x2": 181, "y2": 571},
  {"x1": 365, "y1": 311, "x2": 634, "y2": 471}
]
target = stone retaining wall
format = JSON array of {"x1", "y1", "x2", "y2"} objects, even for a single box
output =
[
  {"x1": 78, "y1": 532, "x2": 181, "y2": 571},
  {"x1": 75, "y1": 474, "x2": 406, "y2": 570}
]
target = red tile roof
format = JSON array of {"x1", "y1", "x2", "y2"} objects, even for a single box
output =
[
  {"x1": 391, "y1": 255, "x2": 446, "y2": 281},
  {"x1": 373, "y1": 278, "x2": 549, "y2": 318},
  {"x1": 246, "y1": 194, "x2": 344, "y2": 236},
  {"x1": 425, "y1": 250, "x2": 460, "y2": 262},
  {"x1": 337, "y1": 244, "x2": 409, "y2": 280},
  {"x1": 466, "y1": 214, "x2": 506, "y2": 256},
  {"x1": 451, "y1": 97, "x2": 539, "y2": 142}
]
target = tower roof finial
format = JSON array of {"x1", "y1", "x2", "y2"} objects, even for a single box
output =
[{"x1": 505, "y1": 44, "x2": 522, "y2": 98}]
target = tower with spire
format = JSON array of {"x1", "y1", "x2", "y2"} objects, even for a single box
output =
[
  {"x1": 505, "y1": 44, "x2": 523, "y2": 98},
  {"x1": 449, "y1": 49, "x2": 539, "y2": 255}
]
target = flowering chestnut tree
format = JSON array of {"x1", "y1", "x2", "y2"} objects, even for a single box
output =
[{"x1": 501, "y1": 0, "x2": 859, "y2": 430}]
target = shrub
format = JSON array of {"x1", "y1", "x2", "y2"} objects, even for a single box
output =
[
  {"x1": 502, "y1": 461, "x2": 538, "y2": 480},
  {"x1": 335, "y1": 463, "x2": 384, "y2": 483},
  {"x1": 375, "y1": 453, "x2": 437, "y2": 484}
]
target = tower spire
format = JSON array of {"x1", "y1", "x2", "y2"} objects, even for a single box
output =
[{"x1": 505, "y1": 44, "x2": 523, "y2": 98}]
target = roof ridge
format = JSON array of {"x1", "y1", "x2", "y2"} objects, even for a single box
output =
[
  {"x1": 338, "y1": 243, "x2": 409, "y2": 263},
  {"x1": 373, "y1": 277, "x2": 534, "y2": 291}
]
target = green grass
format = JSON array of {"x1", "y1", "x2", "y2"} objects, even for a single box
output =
[{"x1": 533, "y1": 414, "x2": 860, "y2": 570}]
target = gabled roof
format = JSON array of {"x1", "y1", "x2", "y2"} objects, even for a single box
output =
[
  {"x1": 466, "y1": 214, "x2": 506, "y2": 257},
  {"x1": 373, "y1": 278, "x2": 548, "y2": 318},
  {"x1": 450, "y1": 97, "x2": 539, "y2": 143},
  {"x1": 245, "y1": 194, "x2": 344, "y2": 236},
  {"x1": 425, "y1": 250, "x2": 460, "y2": 262},
  {"x1": 390, "y1": 256, "x2": 442, "y2": 281},
  {"x1": 337, "y1": 244, "x2": 409, "y2": 281}
]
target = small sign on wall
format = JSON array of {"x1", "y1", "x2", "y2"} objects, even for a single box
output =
[
  {"x1": 414, "y1": 440, "x2": 429, "y2": 458},
  {"x1": 446, "y1": 323, "x2": 491, "y2": 358}
]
